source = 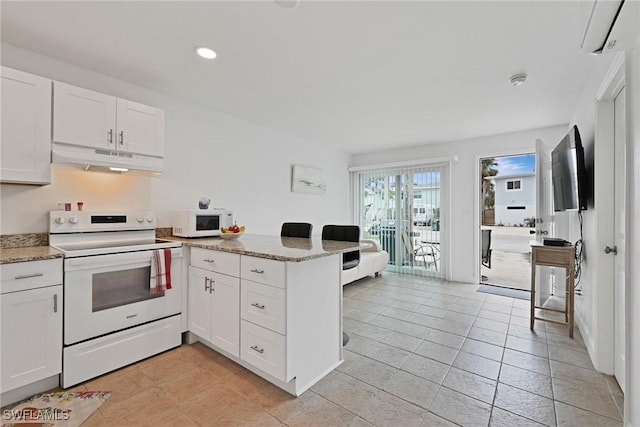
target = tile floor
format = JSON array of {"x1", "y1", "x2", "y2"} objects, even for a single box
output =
[{"x1": 31, "y1": 273, "x2": 626, "y2": 426}]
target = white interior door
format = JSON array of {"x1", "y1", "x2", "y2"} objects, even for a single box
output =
[
  {"x1": 535, "y1": 139, "x2": 554, "y2": 305},
  {"x1": 614, "y1": 87, "x2": 626, "y2": 392}
]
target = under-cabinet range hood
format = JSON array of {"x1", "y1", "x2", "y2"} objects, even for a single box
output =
[{"x1": 52, "y1": 142, "x2": 163, "y2": 174}]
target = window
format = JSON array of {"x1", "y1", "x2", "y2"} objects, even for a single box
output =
[{"x1": 506, "y1": 180, "x2": 522, "y2": 191}]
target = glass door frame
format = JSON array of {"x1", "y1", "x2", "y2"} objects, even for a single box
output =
[{"x1": 349, "y1": 159, "x2": 451, "y2": 280}]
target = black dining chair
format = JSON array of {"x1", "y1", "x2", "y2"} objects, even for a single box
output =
[
  {"x1": 321, "y1": 225, "x2": 360, "y2": 270},
  {"x1": 280, "y1": 222, "x2": 313, "y2": 238},
  {"x1": 322, "y1": 224, "x2": 360, "y2": 346}
]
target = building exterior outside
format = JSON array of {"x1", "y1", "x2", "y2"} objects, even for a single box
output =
[{"x1": 489, "y1": 172, "x2": 535, "y2": 226}]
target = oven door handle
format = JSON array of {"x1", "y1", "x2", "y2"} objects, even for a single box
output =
[{"x1": 64, "y1": 248, "x2": 182, "y2": 272}]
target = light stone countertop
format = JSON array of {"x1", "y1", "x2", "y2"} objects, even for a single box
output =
[
  {"x1": 0, "y1": 234, "x2": 365, "y2": 264},
  {"x1": 163, "y1": 234, "x2": 367, "y2": 262},
  {"x1": 0, "y1": 246, "x2": 64, "y2": 264}
]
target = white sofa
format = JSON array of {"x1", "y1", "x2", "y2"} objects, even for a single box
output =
[{"x1": 341, "y1": 239, "x2": 390, "y2": 286}]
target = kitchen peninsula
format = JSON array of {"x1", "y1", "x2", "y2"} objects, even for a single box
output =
[{"x1": 169, "y1": 234, "x2": 365, "y2": 396}]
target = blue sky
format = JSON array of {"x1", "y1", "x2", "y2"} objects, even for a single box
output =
[{"x1": 494, "y1": 154, "x2": 536, "y2": 176}]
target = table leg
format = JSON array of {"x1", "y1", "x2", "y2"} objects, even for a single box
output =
[{"x1": 530, "y1": 261, "x2": 536, "y2": 330}]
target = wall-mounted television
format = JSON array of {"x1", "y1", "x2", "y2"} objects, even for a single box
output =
[{"x1": 551, "y1": 125, "x2": 588, "y2": 212}]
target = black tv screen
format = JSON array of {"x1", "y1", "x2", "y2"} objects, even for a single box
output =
[{"x1": 551, "y1": 125, "x2": 588, "y2": 212}]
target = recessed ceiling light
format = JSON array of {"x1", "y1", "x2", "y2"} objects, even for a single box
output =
[
  {"x1": 509, "y1": 73, "x2": 527, "y2": 86},
  {"x1": 195, "y1": 46, "x2": 217, "y2": 60}
]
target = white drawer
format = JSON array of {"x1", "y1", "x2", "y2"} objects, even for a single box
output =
[
  {"x1": 241, "y1": 280, "x2": 286, "y2": 334},
  {"x1": 0, "y1": 259, "x2": 62, "y2": 294},
  {"x1": 240, "y1": 256, "x2": 285, "y2": 289},
  {"x1": 190, "y1": 248, "x2": 240, "y2": 277},
  {"x1": 240, "y1": 320, "x2": 287, "y2": 382}
]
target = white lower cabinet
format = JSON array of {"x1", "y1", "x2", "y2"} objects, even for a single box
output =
[
  {"x1": 240, "y1": 280, "x2": 286, "y2": 335},
  {"x1": 1, "y1": 259, "x2": 63, "y2": 395},
  {"x1": 188, "y1": 266, "x2": 239, "y2": 357},
  {"x1": 240, "y1": 319, "x2": 286, "y2": 381},
  {"x1": 187, "y1": 247, "x2": 342, "y2": 396}
]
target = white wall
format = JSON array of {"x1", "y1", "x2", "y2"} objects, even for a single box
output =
[
  {"x1": 351, "y1": 125, "x2": 567, "y2": 283},
  {"x1": 0, "y1": 44, "x2": 350, "y2": 235},
  {"x1": 559, "y1": 38, "x2": 640, "y2": 425},
  {"x1": 625, "y1": 42, "x2": 639, "y2": 427},
  {"x1": 555, "y1": 52, "x2": 616, "y2": 374}
]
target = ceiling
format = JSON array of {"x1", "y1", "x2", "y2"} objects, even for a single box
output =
[{"x1": 1, "y1": 1, "x2": 600, "y2": 154}]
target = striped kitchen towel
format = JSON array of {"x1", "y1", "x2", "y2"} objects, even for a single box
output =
[{"x1": 150, "y1": 248, "x2": 172, "y2": 293}]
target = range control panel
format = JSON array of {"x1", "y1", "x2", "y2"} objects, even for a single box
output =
[{"x1": 49, "y1": 210, "x2": 156, "y2": 233}]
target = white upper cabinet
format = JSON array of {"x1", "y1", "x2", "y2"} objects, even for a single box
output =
[
  {"x1": 53, "y1": 81, "x2": 116, "y2": 150},
  {"x1": 53, "y1": 81, "x2": 164, "y2": 157},
  {"x1": 116, "y1": 98, "x2": 164, "y2": 157},
  {"x1": 0, "y1": 67, "x2": 52, "y2": 185}
]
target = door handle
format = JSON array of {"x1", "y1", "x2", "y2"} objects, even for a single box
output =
[
  {"x1": 604, "y1": 245, "x2": 618, "y2": 255},
  {"x1": 119, "y1": 131, "x2": 124, "y2": 146},
  {"x1": 108, "y1": 129, "x2": 114, "y2": 144},
  {"x1": 53, "y1": 294, "x2": 58, "y2": 313},
  {"x1": 204, "y1": 277, "x2": 211, "y2": 293}
]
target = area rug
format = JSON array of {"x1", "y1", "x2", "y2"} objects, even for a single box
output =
[
  {"x1": 2, "y1": 391, "x2": 110, "y2": 427},
  {"x1": 478, "y1": 284, "x2": 530, "y2": 301}
]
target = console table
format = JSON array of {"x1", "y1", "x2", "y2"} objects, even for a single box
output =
[{"x1": 530, "y1": 244, "x2": 576, "y2": 338}]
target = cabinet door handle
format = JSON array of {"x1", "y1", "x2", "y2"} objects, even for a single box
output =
[
  {"x1": 204, "y1": 259, "x2": 215, "y2": 263},
  {"x1": 108, "y1": 129, "x2": 114, "y2": 144},
  {"x1": 251, "y1": 303, "x2": 265, "y2": 310},
  {"x1": 250, "y1": 268, "x2": 264, "y2": 274},
  {"x1": 53, "y1": 294, "x2": 58, "y2": 313},
  {"x1": 204, "y1": 277, "x2": 211, "y2": 293},
  {"x1": 205, "y1": 277, "x2": 215, "y2": 293},
  {"x1": 119, "y1": 130, "x2": 124, "y2": 145},
  {"x1": 250, "y1": 345, "x2": 264, "y2": 354},
  {"x1": 15, "y1": 273, "x2": 44, "y2": 280}
]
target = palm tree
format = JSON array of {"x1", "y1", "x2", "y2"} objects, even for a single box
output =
[{"x1": 481, "y1": 158, "x2": 498, "y2": 210}]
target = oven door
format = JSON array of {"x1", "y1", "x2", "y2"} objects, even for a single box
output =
[{"x1": 63, "y1": 247, "x2": 182, "y2": 345}]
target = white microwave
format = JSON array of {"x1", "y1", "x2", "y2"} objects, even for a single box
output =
[{"x1": 172, "y1": 209, "x2": 233, "y2": 238}]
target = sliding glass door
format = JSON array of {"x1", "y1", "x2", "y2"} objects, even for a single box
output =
[{"x1": 351, "y1": 163, "x2": 448, "y2": 278}]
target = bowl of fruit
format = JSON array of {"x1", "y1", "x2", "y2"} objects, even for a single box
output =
[{"x1": 219, "y1": 224, "x2": 245, "y2": 239}]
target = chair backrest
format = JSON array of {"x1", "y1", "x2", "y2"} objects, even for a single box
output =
[
  {"x1": 481, "y1": 229, "x2": 492, "y2": 257},
  {"x1": 322, "y1": 225, "x2": 360, "y2": 270},
  {"x1": 281, "y1": 222, "x2": 313, "y2": 238}
]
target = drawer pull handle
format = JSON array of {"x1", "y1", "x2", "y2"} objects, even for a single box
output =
[
  {"x1": 126, "y1": 314, "x2": 138, "y2": 319},
  {"x1": 15, "y1": 273, "x2": 44, "y2": 280},
  {"x1": 250, "y1": 345, "x2": 264, "y2": 354},
  {"x1": 250, "y1": 268, "x2": 264, "y2": 274},
  {"x1": 251, "y1": 303, "x2": 265, "y2": 310},
  {"x1": 204, "y1": 259, "x2": 215, "y2": 263}
]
